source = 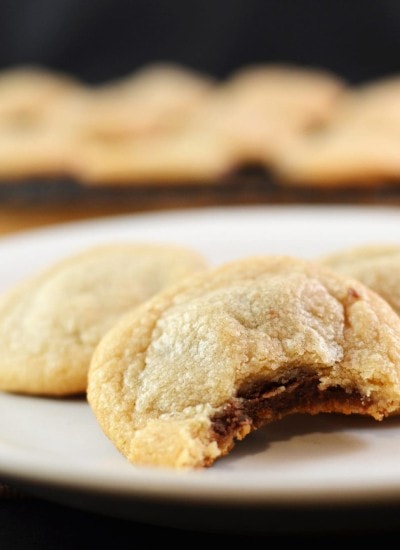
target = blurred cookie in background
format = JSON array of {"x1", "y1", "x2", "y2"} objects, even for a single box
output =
[
  {"x1": 0, "y1": 65, "x2": 88, "y2": 180},
  {"x1": 271, "y1": 128, "x2": 400, "y2": 189},
  {"x1": 188, "y1": 64, "x2": 347, "y2": 168},
  {"x1": 77, "y1": 62, "x2": 216, "y2": 140},
  {"x1": 272, "y1": 73, "x2": 400, "y2": 189},
  {"x1": 71, "y1": 126, "x2": 238, "y2": 186},
  {"x1": 329, "y1": 75, "x2": 400, "y2": 135},
  {"x1": 0, "y1": 65, "x2": 81, "y2": 122}
]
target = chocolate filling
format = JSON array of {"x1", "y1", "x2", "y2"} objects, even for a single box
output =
[{"x1": 210, "y1": 372, "x2": 371, "y2": 459}]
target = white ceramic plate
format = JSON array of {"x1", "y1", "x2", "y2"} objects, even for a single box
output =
[{"x1": 1, "y1": 204, "x2": 400, "y2": 533}]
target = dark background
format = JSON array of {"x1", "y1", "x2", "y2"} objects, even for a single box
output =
[{"x1": 0, "y1": 0, "x2": 400, "y2": 85}]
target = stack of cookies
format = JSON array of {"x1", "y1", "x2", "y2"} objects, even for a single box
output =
[
  {"x1": 1, "y1": 241, "x2": 400, "y2": 469},
  {"x1": 1, "y1": 62, "x2": 399, "y2": 189}
]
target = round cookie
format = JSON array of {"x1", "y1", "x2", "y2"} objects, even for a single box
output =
[
  {"x1": 0, "y1": 243, "x2": 207, "y2": 396},
  {"x1": 87, "y1": 255, "x2": 400, "y2": 470},
  {"x1": 320, "y1": 243, "x2": 400, "y2": 315}
]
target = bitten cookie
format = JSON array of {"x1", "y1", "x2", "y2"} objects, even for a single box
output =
[
  {"x1": 320, "y1": 243, "x2": 400, "y2": 315},
  {"x1": 0, "y1": 243, "x2": 207, "y2": 396},
  {"x1": 87, "y1": 255, "x2": 400, "y2": 470}
]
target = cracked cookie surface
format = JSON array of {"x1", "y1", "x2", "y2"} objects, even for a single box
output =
[{"x1": 87, "y1": 255, "x2": 400, "y2": 469}]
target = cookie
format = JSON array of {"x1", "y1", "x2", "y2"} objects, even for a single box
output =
[
  {"x1": 226, "y1": 64, "x2": 345, "y2": 122},
  {"x1": 0, "y1": 67, "x2": 88, "y2": 180},
  {"x1": 272, "y1": 128, "x2": 400, "y2": 188},
  {"x1": 72, "y1": 126, "x2": 236, "y2": 186},
  {"x1": 330, "y1": 75, "x2": 400, "y2": 135},
  {"x1": 320, "y1": 244, "x2": 400, "y2": 315},
  {"x1": 0, "y1": 65, "x2": 81, "y2": 123},
  {"x1": 87, "y1": 255, "x2": 400, "y2": 470},
  {"x1": 189, "y1": 63, "x2": 346, "y2": 165},
  {"x1": 272, "y1": 74, "x2": 400, "y2": 188},
  {"x1": 0, "y1": 243, "x2": 207, "y2": 396},
  {"x1": 0, "y1": 119, "x2": 72, "y2": 180},
  {"x1": 80, "y1": 63, "x2": 215, "y2": 139}
]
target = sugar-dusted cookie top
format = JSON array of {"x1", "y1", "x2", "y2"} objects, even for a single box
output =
[
  {"x1": 0, "y1": 242, "x2": 207, "y2": 396},
  {"x1": 87, "y1": 255, "x2": 400, "y2": 470},
  {"x1": 320, "y1": 243, "x2": 400, "y2": 315}
]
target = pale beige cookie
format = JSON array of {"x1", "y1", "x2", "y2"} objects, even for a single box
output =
[
  {"x1": 68, "y1": 65, "x2": 234, "y2": 185},
  {"x1": 320, "y1": 244, "x2": 400, "y2": 315},
  {"x1": 272, "y1": 74, "x2": 400, "y2": 188},
  {"x1": 0, "y1": 67, "x2": 88, "y2": 180},
  {"x1": 0, "y1": 243, "x2": 207, "y2": 396},
  {"x1": 87, "y1": 255, "x2": 400, "y2": 470},
  {"x1": 0, "y1": 120, "x2": 72, "y2": 180},
  {"x1": 79, "y1": 63, "x2": 215, "y2": 139},
  {"x1": 329, "y1": 75, "x2": 400, "y2": 136},
  {"x1": 226, "y1": 64, "x2": 345, "y2": 123},
  {"x1": 0, "y1": 65, "x2": 82, "y2": 122},
  {"x1": 185, "y1": 63, "x2": 346, "y2": 166},
  {"x1": 272, "y1": 128, "x2": 400, "y2": 188},
  {"x1": 72, "y1": 126, "x2": 237, "y2": 186}
]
